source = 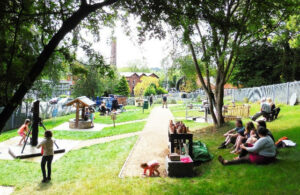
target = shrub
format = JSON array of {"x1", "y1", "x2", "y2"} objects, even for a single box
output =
[
  {"x1": 156, "y1": 87, "x2": 168, "y2": 95},
  {"x1": 144, "y1": 86, "x2": 156, "y2": 96}
]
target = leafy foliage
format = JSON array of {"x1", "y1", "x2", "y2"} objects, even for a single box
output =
[
  {"x1": 115, "y1": 76, "x2": 130, "y2": 96},
  {"x1": 134, "y1": 76, "x2": 159, "y2": 96}
]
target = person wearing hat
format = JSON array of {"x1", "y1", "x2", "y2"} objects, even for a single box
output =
[{"x1": 251, "y1": 98, "x2": 271, "y2": 121}]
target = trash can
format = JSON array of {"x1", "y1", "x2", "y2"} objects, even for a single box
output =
[{"x1": 143, "y1": 100, "x2": 149, "y2": 109}]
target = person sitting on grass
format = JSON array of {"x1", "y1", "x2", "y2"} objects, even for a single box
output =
[
  {"x1": 141, "y1": 160, "x2": 160, "y2": 177},
  {"x1": 37, "y1": 130, "x2": 55, "y2": 183},
  {"x1": 17, "y1": 119, "x2": 31, "y2": 146},
  {"x1": 218, "y1": 127, "x2": 276, "y2": 165},
  {"x1": 267, "y1": 98, "x2": 280, "y2": 120},
  {"x1": 251, "y1": 98, "x2": 271, "y2": 121},
  {"x1": 231, "y1": 122, "x2": 257, "y2": 154},
  {"x1": 218, "y1": 119, "x2": 245, "y2": 149}
]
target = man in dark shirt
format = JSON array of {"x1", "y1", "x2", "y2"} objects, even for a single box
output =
[
  {"x1": 162, "y1": 95, "x2": 167, "y2": 108},
  {"x1": 111, "y1": 96, "x2": 119, "y2": 111}
]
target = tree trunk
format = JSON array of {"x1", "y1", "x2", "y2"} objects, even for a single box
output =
[
  {"x1": 0, "y1": 1, "x2": 117, "y2": 133},
  {"x1": 215, "y1": 83, "x2": 225, "y2": 126}
]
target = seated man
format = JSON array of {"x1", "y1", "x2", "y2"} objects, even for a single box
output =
[
  {"x1": 99, "y1": 101, "x2": 108, "y2": 115},
  {"x1": 218, "y1": 119, "x2": 245, "y2": 149},
  {"x1": 251, "y1": 98, "x2": 271, "y2": 121},
  {"x1": 267, "y1": 98, "x2": 280, "y2": 120}
]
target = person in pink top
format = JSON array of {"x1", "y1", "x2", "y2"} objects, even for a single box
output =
[
  {"x1": 17, "y1": 119, "x2": 30, "y2": 145},
  {"x1": 141, "y1": 160, "x2": 160, "y2": 177}
]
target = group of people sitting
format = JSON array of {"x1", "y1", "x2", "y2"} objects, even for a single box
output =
[
  {"x1": 99, "y1": 96, "x2": 120, "y2": 116},
  {"x1": 251, "y1": 97, "x2": 280, "y2": 122},
  {"x1": 218, "y1": 119, "x2": 277, "y2": 165}
]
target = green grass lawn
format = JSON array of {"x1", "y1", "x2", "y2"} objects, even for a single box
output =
[
  {"x1": 0, "y1": 136, "x2": 138, "y2": 194},
  {"x1": 0, "y1": 106, "x2": 149, "y2": 142},
  {"x1": 169, "y1": 104, "x2": 210, "y2": 131},
  {"x1": 94, "y1": 107, "x2": 151, "y2": 124},
  {"x1": 50, "y1": 121, "x2": 146, "y2": 140},
  {"x1": 1, "y1": 104, "x2": 300, "y2": 194}
]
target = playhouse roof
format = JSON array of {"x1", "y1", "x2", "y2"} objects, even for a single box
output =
[{"x1": 66, "y1": 96, "x2": 96, "y2": 107}]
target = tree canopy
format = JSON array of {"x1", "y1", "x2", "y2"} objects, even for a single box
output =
[{"x1": 121, "y1": 0, "x2": 298, "y2": 126}]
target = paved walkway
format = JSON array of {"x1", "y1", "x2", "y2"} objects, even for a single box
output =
[
  {"x1": 120, "y1": 107, "x2": 173, "y2": 177},
  {"x1": 0, "y1": 186, "x2": 14, "y2": 195}
]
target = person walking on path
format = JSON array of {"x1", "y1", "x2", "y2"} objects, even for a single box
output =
[
  {"x1": 162, "y1": 95, "x2": 168, "y2": 108},
  {"x1": 37, "y1": 130, "x2": 55, "y2": 183},
  {"x1": 149, "y1": 94, "x2": 154, "y2": 107}
]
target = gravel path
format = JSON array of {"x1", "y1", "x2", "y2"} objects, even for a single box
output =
[{"x1": 119, "y1": 107, "x2": 173, "y2": 177}]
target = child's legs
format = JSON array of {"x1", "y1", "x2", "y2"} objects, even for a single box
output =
[
  {"x1": 154, "y1": 165, "x2": 160, "y2": 175},
  {"x1": 41, "y1": 156, "x2": 47, "y2": 179},
  {"x1": 46, "y1": 155, "x2": 54, "y2": 178},
  {"x1": 19, "y1": 134, "x2": 26, "y2": 145}
]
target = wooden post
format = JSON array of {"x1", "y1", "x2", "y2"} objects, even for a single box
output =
[{"x1": 75, "y1": 103, "x2": 79, "y2": 128}]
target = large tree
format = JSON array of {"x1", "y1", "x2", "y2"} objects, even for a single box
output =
[
  {"x1": 0, "y1": 0, "x2": 119, "y2": 132},
  {"x1": 122, "y1": 0, "x2": 297, "y2": 126}
]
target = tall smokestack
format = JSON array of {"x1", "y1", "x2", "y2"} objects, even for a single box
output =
[{"x1": 110, "y1": 37, "x2": 117, "y2": 67}]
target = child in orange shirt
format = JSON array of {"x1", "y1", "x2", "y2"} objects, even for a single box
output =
[
  {"x1": 18, "y1": 119, "x2": 30, "y2": 145},
  {"x1": 141, "y1": 160, "x2": 160, "y2": 177}
]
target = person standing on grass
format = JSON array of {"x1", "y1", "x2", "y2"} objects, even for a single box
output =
[
  {"x1": 162, "y1": 94, "x2": 168, "y2": 108},
  {"x1": 17, "y1": 119, "x2": 31, "y2": 146},
  {"x1": 37, "y1": 130, "x2": 55, "y2": 183},
  {"x1": 89, "y1": 108, "x2": 95, "y2": 127},
  {"x1": 218, "y1": 127, "x2": 276, "y2": 165}
]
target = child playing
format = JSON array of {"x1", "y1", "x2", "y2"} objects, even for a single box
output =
[
  {"x1": 17, "y1": 119, "x2": 30, "y2": 146},
  {"x1": 246, "y1": 130, "x2": 258, "y2": 144},
  {"x1": 37, "y1": 130, "x2": 55, "y2": 183},
  {"x1": 89, "y1": 108, "x2": 95, "y2": 127},
  {"x1": 141, "y1": 160, "x2": 160, "y2": 177}
]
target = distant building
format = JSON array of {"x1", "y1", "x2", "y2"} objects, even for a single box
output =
[{"x1": 119, "y1": 72, "x2": 159, "y2": 95}]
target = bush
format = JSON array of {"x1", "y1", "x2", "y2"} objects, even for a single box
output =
[
  {"x1": 156, "y1": 87, "x2": 168, "y2": 95},
  {"x1": 59, "y1": 94, "x2": 68, "y2": 98},
  {"x1": 144, "y1": 86, "x2": 156, "y2": 96}
]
